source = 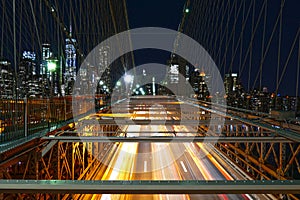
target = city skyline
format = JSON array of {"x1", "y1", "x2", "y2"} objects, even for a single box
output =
[{"x1": 0, "y1": 1, "x2": 299, "y2": 96}]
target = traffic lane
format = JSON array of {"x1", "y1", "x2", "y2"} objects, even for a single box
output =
[
  {"x1": 96, "y1": 141, "x2": 138, "y2": 200},
  {"x1": 125, "y1": 126, "x2": 154, "y2": 200},
  {"x1": 173, "y1": 143, "x2": 228, "y2": 200},
  {"x1": 148, "y1": 125, "x2": 239, "y2": 199},
  {"x1": 133, "y1": 125, "x2": 153, "y2": 177},
  {"x1": 99, "y1": 124, "x2": 157, "y2": 200},
  {"x1": 128, "y1": 124, "x2": 188, "y2": 200},
  {"x1": 171, "y1": 126, "x2": 250, "y2": 200},
  {"x1": 181, "y1": 144, "x2": 249, "y2": 200},
  {"x1": 151, "y1": 124, "x2": 188, "y2": 200},
  {"x1": 151, "y1": 143, "x2": 189, "y2": 200},
  {"x1": 150, "y1": 140, "x2": 231, "y2": 200},
  {"x1": 87, "y1": 122, "x2": 248, "y2": 200},
  {"x1": 176, "y1": 148, "x2": 223, "y2": 200},
  {"x1": 168, "y1": 143, "x2": 204, "y2": 180}
]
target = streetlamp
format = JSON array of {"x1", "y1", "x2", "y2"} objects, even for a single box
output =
[
  {"x1": 124, "y1": 74, "x2": 134, "y2": 96},
  {"x1": 47, "y1": 61, "x2": 57, "y2": 72},
  {"x1": 47, "y1": 58, "x2": 59, "y2": 97},
  {"x1": 124, "y1": 74, "x2": 133, "y2": 83}
]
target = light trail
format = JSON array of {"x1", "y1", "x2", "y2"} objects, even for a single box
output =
[{"x1": 84, "y1": 100, "x2": 257, "y2": 200}]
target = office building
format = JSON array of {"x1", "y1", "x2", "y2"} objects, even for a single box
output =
[
  {"x1": 0, "y1": 59, "x2": 14, "y2": 98},
  {"x1": 65, "y1": 30, "x2": 77, "y2": 95},
  {"x1": 18, "y1": 51, "x2": 41, "y2": 98}
]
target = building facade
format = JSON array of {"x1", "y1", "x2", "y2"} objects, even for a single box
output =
[
  {"x1": 65, "y1": 36, "x2": 77, "y2": 95},
  {"x1": 18, "y1": 51, "x2": 41, "y2": 98},
  {"x1": 0, "y1": 59, "x2": 14, "y2": 99}
]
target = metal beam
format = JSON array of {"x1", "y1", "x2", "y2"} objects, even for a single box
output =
[
  {"x1": 41, "y1": 140, "x2": 58, "y2": 157},
  {"x1": 186, "y1": 100, "x2": 300, "y2": 142},
  {"x1": 93, "y1": 119, "x2": 241, "y2": 125},
  {"x1": 41, "y1": 136, "x2": 291, "y2": 143},
  {"x1": 0, "y1": 180, "x2": 299, "y2": 194},
  {"x1": 62, "y1": 131, "x2": 272, "y2": 135}
]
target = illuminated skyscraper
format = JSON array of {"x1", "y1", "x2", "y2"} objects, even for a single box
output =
[
  {"x1": 190, "y1": 69, "x2": 210, "y2": 100},
  {"x1": 224, "y1": 73, "x2": 238, "y2": 95},
  {"x1": 168, "y1": 56, "x2": 187, "y2": 84},
  {"x1": 0, "y1": 59, "x2": 14, "y2": 98},
  {"x1": 64, "y1": 27, "x2": 77, "y2": 95},
  {"x1": 39, "y1": 44, "x2": 61, "y2": 97},
  {"x1": 198, "y1": 71, "x2": 209, "y2": 100},
  {"x1": 97, "y1": 46, "x2": 111, "y2": 93},
  {"x1": 41, "y1": 43, "x2": 52, "y2": 76},
  {"x1": 19, "y1": 51, "x2": 41, "y2": 98}
]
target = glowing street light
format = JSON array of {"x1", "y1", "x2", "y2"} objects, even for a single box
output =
[
  {"x1": 47, "y1": 61, "x2": 57, "y2": 72},
  {"x1": 139, "y1": 87, "x2": 145, "y2": 95},
  {"x1": 124, "y1": 74, "x2": 133, "y2": 83}
]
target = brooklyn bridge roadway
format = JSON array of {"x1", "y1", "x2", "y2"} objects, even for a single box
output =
[
  {"x1": 2, "y1": 96, "x2": 297, "y2": 200},
  {"x1": 71, "y1": 96, "x2": 272, "y2": 200}
]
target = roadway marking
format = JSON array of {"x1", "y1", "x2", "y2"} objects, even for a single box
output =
[
  {"x1": 144, "y1": 161, "x2": 147, "y2": 172},
  {"x1": 180, "y1": 161, "x2": 188, "y2": 173}
]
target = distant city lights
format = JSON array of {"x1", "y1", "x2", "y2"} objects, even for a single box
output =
[
  {"x1": 47, "y1": 61, "x2": 57, "y2": 72},
  {"x1": 124, "y1": 74, "x2": 134, "y2": 83}
]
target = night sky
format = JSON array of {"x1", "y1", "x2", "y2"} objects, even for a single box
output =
[
  {"x1": 0, "y1": 0, "x2": 299, "y2": 95},
  {"x1": 126, "y1": 0, "x2": 184, "y2": 74}
]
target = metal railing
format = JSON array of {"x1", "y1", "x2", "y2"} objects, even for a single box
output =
[{"x1": 0, "y1": 96, "x2": 98, "y2": 143}]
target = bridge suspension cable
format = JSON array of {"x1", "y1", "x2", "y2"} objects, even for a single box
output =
[{"x1": 181, "y1": 0, "x2": 299, "y2": 95}]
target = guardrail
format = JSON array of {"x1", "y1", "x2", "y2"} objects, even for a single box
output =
[{"x1": 0, "y1": 95, "x2": 106, "y2": 143}]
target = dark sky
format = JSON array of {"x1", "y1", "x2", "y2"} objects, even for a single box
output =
[
  {"x1": 126, "y1": 0, "x2": 184, "y2": 66},
  {"x1": 127, "y1": 1, "x2": 184, "y2": 29}
]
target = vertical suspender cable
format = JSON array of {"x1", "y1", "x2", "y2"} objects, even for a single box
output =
[
  {"x1": 0, "y1": 2, "x2": 5, "y2": 87},
  {"x1": 296, "y1": 37, "x2": 300, "y2": 116},
  {"x1": 209, "y1": 0, "x2": 219, "y2": 58},
  {"x1": 276, "y1": 0, "x2": 284, "y2": 96},
  {"x1": 239, "y1": 0, "x2": 246, "y2": 76},
  {"x1": 13, "y1": 0, "x2": 18, "y2": 99},
  {"x1": 259, "y1": 2, "x2": 267, "y2": 91},
  {"x1": 225, "y1": 1, "x2": 245, "y2": 74},
  {"x1": 224, "y1": 0, "x2": 232, "y2": 75},
  {"x1": 12, "y1": 0, "x2": 18, "y2": 134},
  {"x1": 252, "y1": 0, "x2": 285, "y2": 92},
  {"x1": 212, "y1": 0, "x2": 223, "y2": 59},
  {"x1": 108, "y1": 0, "x2": 126, "y2": 73},
  {"x1": 248, "y1": 0, "x2": 255, "y2": 92},
  {"x1": 214, "y1": 0, "x2": 230, "y2": 63},
  {"x1": 217, "y1": 1, "x2": 228, "y2": 72},
  {"x1": 239, "y1": 0, "x2": 267, "y2": 85},
  {"x1": 0, "y1": 1, "x2": 5, "y2": 58},
  {"x1": 277, "y1": 30, "x2": 300, "y2": 89},
  {"x1": 122, "y1": 0, "x2": 136, "y2": 77},
  {"x1": 29, "y1": 0, "x2": 42, "y2": 55},
  {"x1": 230, "y1": 1, "x2": 238, "y2": 74},
  {"x1": 18, "y1": 2, "x2": 23, "y2": 63}
]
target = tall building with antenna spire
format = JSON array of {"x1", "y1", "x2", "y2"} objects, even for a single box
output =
[{"x1": 64, "y1": 24, "x2": 77, "y2": 95}]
